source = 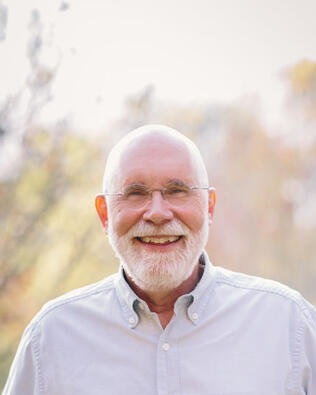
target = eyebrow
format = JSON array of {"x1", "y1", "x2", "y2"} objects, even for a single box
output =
[
  {"x1": 123, "y1": 183, "x2": 147, "y2": 191},
  {"x1": 123, "y1": 179, "x2": 190, "y2": 191},
  {"x1": 165, "y1": 179, "x2": 189, "y2": 187}
]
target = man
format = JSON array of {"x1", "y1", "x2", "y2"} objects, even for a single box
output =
[{"x1": 4, "y1": 124, "x2": 316, "y2": 394}]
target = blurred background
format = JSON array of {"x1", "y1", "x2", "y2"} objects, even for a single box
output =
[{"x1": 1, "y1": 0, "x2": 316, "y2": 388}]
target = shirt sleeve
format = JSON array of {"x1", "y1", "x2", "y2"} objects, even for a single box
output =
[
  {"x1": 2, "y1": 321, "x2": 43, "y2": 395},
  {"x1": 296, "y1": 300, "x2": 316, "y2": 394}
]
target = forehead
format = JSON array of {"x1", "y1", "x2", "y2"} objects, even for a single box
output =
[{"x1": 116, "y1": 135, "x2": 201, "y2": 187}]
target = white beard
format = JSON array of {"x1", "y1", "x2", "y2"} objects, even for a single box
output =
[{"x1": 108, "y1": 218, "x2": 209, "y2": 292}]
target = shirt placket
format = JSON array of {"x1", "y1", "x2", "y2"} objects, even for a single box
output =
[{"x1": 155, "y1": 316, "x2": 181, "y2": 395}]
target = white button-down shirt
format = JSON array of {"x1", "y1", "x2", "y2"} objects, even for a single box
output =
[{"x1": 3, "y1": 253, "x2": 316, "y2": 394}]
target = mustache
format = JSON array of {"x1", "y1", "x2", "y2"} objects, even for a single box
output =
[{"x1": 127, "y1": 219, "x2": 190, "y2": 238}]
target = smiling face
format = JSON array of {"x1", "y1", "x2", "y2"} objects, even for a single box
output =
[{"x1": 97, "y1": 127, "x2": 215, "y2": 292}]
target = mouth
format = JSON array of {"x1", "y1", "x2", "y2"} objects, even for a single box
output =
[{"x1": 136, "y1": 235, "x2": 183, "y2": 245}]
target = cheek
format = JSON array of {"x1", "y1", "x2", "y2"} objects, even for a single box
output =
[
  {"x1": 176, "y1": 200, "x2": 208, "y2": 232},
  {"x1": 108, "y1": 197, "x2": 208, "y2": 236},
  {"x1": 109, "y1": 204, "x2": 142, "y2": 237}
]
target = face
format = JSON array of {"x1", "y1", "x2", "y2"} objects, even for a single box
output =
[{"x1": 96, "y1": 134, "x2": 215, "y2": 292}]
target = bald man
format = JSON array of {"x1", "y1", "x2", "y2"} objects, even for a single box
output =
[{"x1": 4, "y1": 125, "x2": 316, "y2": 394}]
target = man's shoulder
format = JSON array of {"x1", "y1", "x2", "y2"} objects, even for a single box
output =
[
  {"x1": 213, "y1": 265, "x2": 315, "y2": 315},
  {"x1": 30, "y1": 272, "x2": 119, "y2": 329}
]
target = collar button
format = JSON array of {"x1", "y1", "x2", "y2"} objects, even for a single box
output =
[{"x1": 192, "y1": 312, "x2": 198, "y2": 320}]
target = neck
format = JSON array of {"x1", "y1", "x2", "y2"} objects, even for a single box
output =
[{"x1": 124, "y1": 263, "x2": 204, "y2": 328}]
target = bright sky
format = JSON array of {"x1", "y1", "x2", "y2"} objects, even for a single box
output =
[{"x1": 1, "y1": 0, "x2": 316, "y2": 132}]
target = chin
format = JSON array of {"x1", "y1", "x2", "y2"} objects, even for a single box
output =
[
  {"x1": 122, "y1": 251, "x2": 195, "y2": 292},
  {"x1": 108, "y1": 220, "x2": 209, "y2": 293}
]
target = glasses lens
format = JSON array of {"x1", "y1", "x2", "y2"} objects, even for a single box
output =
[
  {"x1": 122, "y1": 186, "x2": 150, "y2": 206},
  {"x1": 163, "y1": 184, "x2": 191, "y2": 204},
  {"x1": 121, "y1": 183, "x2": 194, "y2": 207}
]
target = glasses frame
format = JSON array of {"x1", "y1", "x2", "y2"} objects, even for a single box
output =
[{"x1": 101, "y1": 185, "x2": 216, "y2": 200}]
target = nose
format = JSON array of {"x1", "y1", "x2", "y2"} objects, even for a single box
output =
[{"x1": 142, "y1": 190, "x2": 174, "y2": 225}]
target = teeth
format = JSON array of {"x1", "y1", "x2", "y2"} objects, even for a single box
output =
[{"x1": 140, "y1": 236, "x2": 180, "y2": 244}]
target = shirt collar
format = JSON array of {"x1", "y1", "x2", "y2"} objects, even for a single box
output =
[
  {"x1": 115, "y1": 266, "x2": 141, "y2": 329},
  {"x1": 114, "y1": 251, "x2": 216, "y2": 328},
  {"x1": 186, "y1": 252, "x2": 216, "y2": 325}
]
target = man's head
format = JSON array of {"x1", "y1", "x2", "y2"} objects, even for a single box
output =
[{"x1": 95, "y1": 124, "x2": 216, "y2": 292}]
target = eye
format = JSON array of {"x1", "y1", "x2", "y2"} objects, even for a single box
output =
[
  {"x1": 165, "y1": 186, "x2": 189, "y2": 196},
  {"x1": 124, "y1": 188, "x2": 148, "y2": 199},
  {"x1": 170, "y1": 188, "x2": 185, "y2": 194},
  {"x1": 128, "y1": 190, "x2": 142, "y2": 196}
]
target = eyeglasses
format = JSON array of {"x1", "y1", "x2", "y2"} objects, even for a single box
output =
[{"x1": 103, "y1": 181, "x2": 215, "y2": 208}]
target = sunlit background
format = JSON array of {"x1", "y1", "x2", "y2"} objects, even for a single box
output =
[{"x1": 1, "y1": 0, "x2": 316, "y2": 388}]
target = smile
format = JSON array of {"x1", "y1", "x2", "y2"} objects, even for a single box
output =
[{"x1": 137, "y1": 236, "x2": 182, "y2": 244}]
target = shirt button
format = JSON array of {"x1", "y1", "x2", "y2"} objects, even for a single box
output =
[
  {"x1": 129, "y1": 317, "x2": 135, "y2": 324},
  {"x1": 162, "y1": 343, "x2": 170, "y2": 351},
  {"x1": 192, "y1": 313, "x2": 198, "y2": 320}
]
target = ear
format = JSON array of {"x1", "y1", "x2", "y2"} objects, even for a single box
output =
[
  {"x1": 95, "y1": 194, "x2": 108, "y2": 231},
  {"x1": 208, "y1": 188, "x2": 216, "y2": 223}
]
